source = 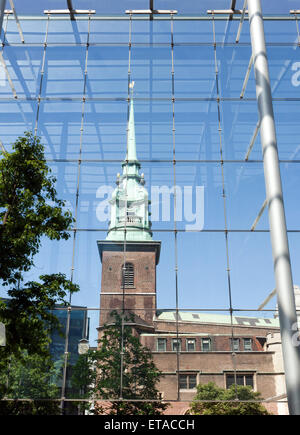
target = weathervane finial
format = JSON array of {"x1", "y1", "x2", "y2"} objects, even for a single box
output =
[{"x1": 129, "y1": 81, "x2": 135, "y2": 98}]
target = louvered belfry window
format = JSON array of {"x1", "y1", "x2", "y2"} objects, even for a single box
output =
[{"x1": 122, "y1": 262, "x2": 134, "y2": 288}]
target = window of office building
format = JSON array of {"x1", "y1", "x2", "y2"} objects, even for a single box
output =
[
  {"x1": 243, "y1": 338, "x2": 253, "y2": 352},
  {"x1": 201, "y1": 338, "x2": 211, "y2": 352},
  {"x1": 226, "y1": 373, "x2": 254, "y2": 389},
  {"x1": 172, "y1": 339, "x2": 181, "y2": 352},
  {"x1": 179, "y1": 374, "x2": 197, "y2": 390},
  {"x1": 231, "y1": 338, "x2": 240, "y2": 352},
  {"x1": 157, "y1": 338, "x2": 167, "y2": 352},
  {"x1": 186, "y1": 339, "x2": 196, "y2": 352}
]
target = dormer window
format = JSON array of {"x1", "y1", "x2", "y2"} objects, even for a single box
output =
[{"x1": 122, "y1": 262, "x2": 134, "y2": 288}]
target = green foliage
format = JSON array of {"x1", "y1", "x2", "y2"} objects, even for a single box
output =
[
  {"x1": 0, "y1": 132, "x2": 74, "y2": 286},
  {"x1": 0, "y1": 274, "x2": 79, "y2": 359},
  {"x1": 190, "y1": 382, "x2": 271, "y2": 415},
  {"x1": 0, "y1": 132, "x2": 79, "y2": 356},
  {"x1": 0, "y1": 351, "x2": 62, "y2": 415},
  {"x1": 0, "y1": 400, "x2": 60, "y2": 415},
  {"x1": 0, "y1": 133, "x2": 79, "y2": 414},
  {"x1": 0, "y1": 273, "x2": 78, "y2": 411},
  {"x1": 71, "y1": 311, "x2": 168, "y2": 415}
]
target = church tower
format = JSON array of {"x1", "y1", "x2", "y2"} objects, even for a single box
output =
[{"x1": 97, "y1": 92, "x2": 161, "y2": 332}]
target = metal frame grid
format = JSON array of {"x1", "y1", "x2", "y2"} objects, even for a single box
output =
[{"x1": 1, "y1": 0, "x2": 300, "y2": 415}]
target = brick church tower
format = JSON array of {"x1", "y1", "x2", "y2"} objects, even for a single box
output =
[{"x1": 97, "y1": 91, "x2": 161, "y2": 333}]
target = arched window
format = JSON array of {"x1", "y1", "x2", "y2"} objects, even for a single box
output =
[{"x1": 122, "y1": 262, "x2": 134, "y2": 288}]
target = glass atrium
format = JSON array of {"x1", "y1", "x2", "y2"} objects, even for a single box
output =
[{"x1": 1, "y1": 0, "x2": 300, "y2": 415}]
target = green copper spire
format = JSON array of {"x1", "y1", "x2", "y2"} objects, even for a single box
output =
[
  {"x1": 106, "y1": 91, "x2": 153, "y2": 242},
  {"x1": 127, "y1": 98, "x2": 138, "y2": 162}
]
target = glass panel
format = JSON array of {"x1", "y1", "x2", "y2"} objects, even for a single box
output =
[
  {"x1": 0, "y1": 101, "x2": 35, "y2": 152},
  {"x1": 89, "y1": 19, "x2": 129, "y2": 44},
  {"x1": 174, "y1": 45, "x2": 216, "y2": 99},
  {"x1": 177, "y1": 233, "x2": 229, "y2": 310},
  {"x1": 157, "y1": 338, "x2": 166, "y2": 352},
  {"x1": 130, "y1": 45, "x2": 172, "y2": 99},
  {"x1": 226, "y1": 374, "x2": 235, "y2": 389},
  {"x1": 264, "y1": 19, "x2": 300, "y2": 43},
  {"x1": 217, "y1": 45, "x2": 255, "y2": 99},
  {"x1": 202, "y1": 338, "x2": 211, "y2": 351},
  {"x1": 189, "y1": 374, "x2": 197, "y2": 389},
  {"x1": 2, "y1": 46, "x2": 43, "y2": 99},
  {"x1": 229, "y1": 233, "x2": 275, "y2": 310},
  {"x1": 41, "y1": 46, "x2": 86, "y2": 98},
  {"x1": 179, "y1": 375, "x2": 187, "y2": 389},
  {"x1": 47, "y1": 18, "x2": 89, "y2": 44},
  {"x1": 244, "y1": 338, "x2": 252, "y2": 351},
  {"x1": 172, "y1": 339, "x2": 181, "y2": 351},
  {"x1": 5, "y1": 18, "x2": 47, "y2": 44},
  {"x1": 81, "y1": 100, "x2": 172, "y2": 161},
  {"x1": 232, "y1": 338, "x2": 240, "y2": 352},
  {"x1": 186, "y1": 339, "x2": 196, "y2": 352},
  {"x1": 245, "y1": 375, "x2": 254, "y2": 388},
  {"x1": 36, "y1": 101, "x2": 83, "y2": 159},
  {"x1": 173, "y1": 20, "x2": 213, "y2": 44},
  {"x1": 85, "y1": 46, "x2": 128, "y2": 100},
  {"x1": 236, "y1": 375, "x2": 244, "y2": 386}
]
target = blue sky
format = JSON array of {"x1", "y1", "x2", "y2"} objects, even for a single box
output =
[
  {"x1": 1, "y1": 4, "x2": 300, "y2": 345},
  {"x1": 10, "y1": 0, "x2": 300, "y2": 16}
]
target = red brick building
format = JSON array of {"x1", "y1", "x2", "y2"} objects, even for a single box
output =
[{"x1": 97, "y1": 97, "x2": 289, "y2": 415}]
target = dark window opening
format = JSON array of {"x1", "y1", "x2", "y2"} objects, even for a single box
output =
[
  {"x1": 179, "y1": 374, "x2": 197, "y2": 390},
  {"x1": 201, "y1": 338, "x2": 211, "y2": 351},
  {"x1": 122, "y1": 262, "x2": 134, "y2": 288},
  {"x1": 157, "y1": 338, "x2": 167, "y2": 352},
  {"x1": 226, "y1": 373, "x2": 254, "y2": 389},
  {"x1": 186, "y1": 339, "x2": 196, "y2": 352},
  {"x1": 243, "y1": 338, "x2": 252, "y2": 351}
]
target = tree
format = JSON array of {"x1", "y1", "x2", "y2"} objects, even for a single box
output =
[
  {"x1": 0, "y1": 351, "x2": 62, "y2": 415},
  {"x1": 0, "y1": 133, "x2": 79, "y2": 412},
  {"x1": 0, "y1": 133, "x2": 78, "y2": 355},
  {"x1": 0, "y1": 132, "x2": 73, "y2": 286},
  {"x1": 189, "y1": 381, "x2": 271, "y2": 415},
  {"x1": 71, "y1": 311, "x2": 169, "y2": 415},
  {"x1": 0, "y1": 274, "x2": 79, "y2": 359}
]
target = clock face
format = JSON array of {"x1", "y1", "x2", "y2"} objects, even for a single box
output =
[{"x1": 78, "y1": 342, "x2": 89, "y2": 354}]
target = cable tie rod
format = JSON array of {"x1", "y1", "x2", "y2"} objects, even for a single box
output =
[
  {"x1": 207, "y1": 9, "x2": 248, "y2": 15},
  {"x1": 250, "y1": 198, "x2": 268, "y2": 232},
  {"x1": 43, "y1": 9, "x2": 95, "y2": 15},
  {"x1": 240, "y1": 54, "x2": 254, "y2": 99},
  {"x1": 244, "y1": 120, "x2": 261, "y2": 161},
  {"x1": 125, "y1": 10, "x2": 177, "y2": 15}
]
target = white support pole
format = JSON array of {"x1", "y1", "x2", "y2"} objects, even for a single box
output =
[{"x1": 248, "y1": 0, "x2": 300, "y2": 415}]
